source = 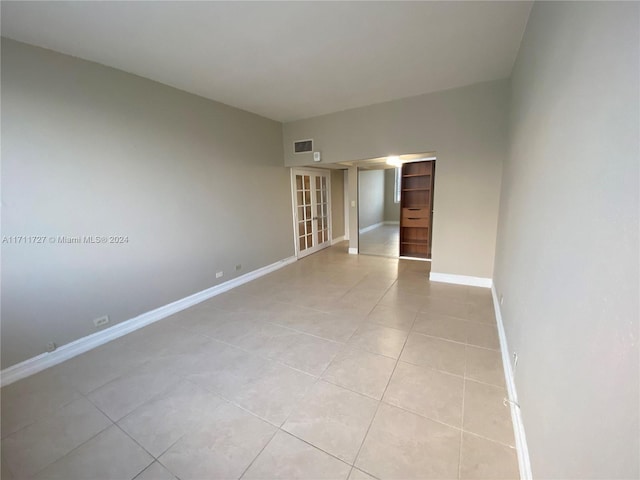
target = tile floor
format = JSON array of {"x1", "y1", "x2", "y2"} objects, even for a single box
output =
[
  {"x1": 358, "y1": 225, "x2": 400, "y2": 258},
  {"x1": 1, "y1": 244, "x2": 518, "y2": 480}
]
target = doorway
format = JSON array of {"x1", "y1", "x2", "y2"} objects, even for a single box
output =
[
  {"x1": 291, "y1": 169, "x2": 332, "y2": 258},
  {"x1": 358, "y1": 167, "x2": 400, "y2": 258}
]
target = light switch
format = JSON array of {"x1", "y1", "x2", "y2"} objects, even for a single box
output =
[{"x1": 351, "y1": 201, "x2": 356, "y2": 207}]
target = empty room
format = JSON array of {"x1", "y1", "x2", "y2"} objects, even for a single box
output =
[{"x1": 1, "y1": 2, "x2": 638, "y2": 480}]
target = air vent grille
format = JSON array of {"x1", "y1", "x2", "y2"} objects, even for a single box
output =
[{"x1": 294, "y1": 139, "x2": 313, "y2": 154}]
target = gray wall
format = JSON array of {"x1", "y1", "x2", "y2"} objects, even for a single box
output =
[
  {"x1": 1, "y1": 39, "x2": 294, "y2": 368},
  {"x1": 493, "y1": 2, "x2": 639, "y2": 478},
  {"x1": 383, "y1": 168, "x2": 400, "y2": 223},
  {"x1": 330, "y1": 169, "x2": 345, "y2": 239},
  {"x1": 284, "y1": 80, "x2": 508, "y2": 278},
  {"x1": 358, "y1": 170, "x2": 385, "y2": 230}
]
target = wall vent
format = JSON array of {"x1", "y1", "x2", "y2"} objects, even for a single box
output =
[{"x1": 293, "y1": 139, "x2": 313, "y2": 154}]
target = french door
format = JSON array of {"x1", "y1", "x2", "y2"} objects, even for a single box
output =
[{"x1": 291, "y1": 169, "x2": 331, "y2": 258}]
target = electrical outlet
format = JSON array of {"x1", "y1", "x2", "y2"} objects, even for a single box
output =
[
  {"x1": 93, "y1": 315, "x2": 110, "y2": 328},
  {"x1": 235, "y1": 264, "x2": 242, "y2": 271},
  {"x1": 216, "y1": 271, "x2": 224, "y2": 279},
  {"x1": 46, "y1": 342, "x2": 57, "y2": 352}
]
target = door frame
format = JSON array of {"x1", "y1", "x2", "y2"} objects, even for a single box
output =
[{"x1": 290, "y1": 168, "x2": 333, "y2": 258}]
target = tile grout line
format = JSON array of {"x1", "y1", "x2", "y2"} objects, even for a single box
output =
[
  {"x1": 349, "y1": 282, "x2": 417, "y2": 471},
  {"x1": 458, "y1": 345, "x2": 468, "y2": 480},
  {"x1": 237, "y1": 427, "x2": 281, "y2": 480}
]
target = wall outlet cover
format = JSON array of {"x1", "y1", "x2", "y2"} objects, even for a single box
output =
[{"x1": 93, "y1": 316, "x2": 110, "y2": 328}]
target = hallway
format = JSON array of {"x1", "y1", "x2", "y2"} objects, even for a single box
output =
[{"x1": 1, "y1": 244, "x2": 517, "y2": 480}]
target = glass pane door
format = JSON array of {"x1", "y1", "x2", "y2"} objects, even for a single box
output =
[
  {"x1": 292, "y1": 170, "x2": 331, "y2": 258},
  {"x1": 315, "y1": 175, "x2": 329, "y2": 245},
  {"x1": 295, "y1": 174, "x2": 313, "y2": 254}
]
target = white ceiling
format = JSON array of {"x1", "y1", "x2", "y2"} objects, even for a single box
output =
[{"x1": 1, "y1": 1, "x2": 532, "y2": 122}]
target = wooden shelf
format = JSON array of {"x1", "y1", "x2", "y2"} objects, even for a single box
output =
[{"x1": 400, "y1": 160, "x2": 435, "y2": 259}]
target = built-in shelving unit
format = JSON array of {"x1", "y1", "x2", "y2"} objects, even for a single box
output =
[{"x1": 399, "y1": 160, "x2": 435, "y2": 259}]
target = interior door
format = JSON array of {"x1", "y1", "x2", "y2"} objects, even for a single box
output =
[{"x1": 292, "y1": 169, "x2": 331, "y2": 258}]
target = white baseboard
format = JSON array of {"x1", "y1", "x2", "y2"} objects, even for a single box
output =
[
  {"x1": 429, "y1": 272, "x2": 492, "y2": 288},
  {"x1": 0, "y1": 256, "x2": 297, "y2": 387},
  {"x1": 383, "y1": 221, "x2": 400, "y2": 225},
  {"x1": 331, "y1": 235, "x2": 346, "y2": 245},
  {"x1": 348, "y1": 247, "x2": 358, "y2": 255},
  {"x1": 359, "y1": 222, "x2": 384, "y2": 234},
  {"x1": 491, "y1": 283, "x2": 532, "y2": 480}
]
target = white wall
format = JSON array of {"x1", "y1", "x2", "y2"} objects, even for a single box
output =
[
  {"x1": 494, "y1": 2, "x2": 639, "y2": 478},
  {"x1": 283, "y1": 80, "x2": 508, "y2": 278},
  {"x1": 1, "y1": 39, "x2": 294, "y2": 368},
  {"x1": 358, "y1": 170, "x2": 385, "y2": 230}
]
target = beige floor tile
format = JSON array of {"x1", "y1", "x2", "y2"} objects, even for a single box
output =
[
  {"x1": 204, "y1": 291, "x2": 274, "y2": 313},
  {"x1": 378, "y1": 290, "x2": 425, "y2": 312},
  {"x1": 34, "y1": 425, "x2": 152, "y2": 480},
  {"x1": 463, "y1": 380, "x2": 515, "y2": 446},
  {"x1": 335, "y1": 292, "x2": 381, "y2": 314},
  {"x1": 421, "y1": 296, "x2": 471, "y2": 319},
  {"x1": 259, "y1": 331, "x2": 343, "y2": 376},
  {"x1": 147, "y1": 335, "x2": 229, "y2": 376},
  {"x1": 424, "y1": 282, "x2": 468, "y2": 301},
  {"x1": 383, "y1": 361, "x2": 464, "y2": 427},
  {"x1": 243, "y1": 430, "x2": 351, "y2": 480},
  {"x1": 320, "y1": 298, "x2": 375, "y2": 320},
  {"x1": 292, "y1": 293, "x2": 349, "y2": 311},
  {"x1": 1, "y1": 397, "x2": 111, "y2": 478},
  {"x1": 204, "y1": 318, "x2": 290, "y2": 350},
  {"x1": 322, "y1": 348, "x2": 396, "y2": 400},
  {"x1": 465, "y1": 346, "x2": 505, "y2": 387},
  {"x1": 274, "y1": 311, "x2": 363, "y2": 343},
  {"x1": 159, "y1": 403, "x2": 276, "y2": 480},
  {"x1": 356, "y1": 403, "x2": 460, "y2": 479},
  {"x1": 466, "y1": 286, "x2": 493, "y2": 301},
  {"x1": 0, "y1": 369, "x2": 81, "y2": 438},
  {"x1": 347, "y1": 323, "x2": 408, "y2": 359},
  {"x1": 177, "y1": 310, "x2": 255, "y2": 338},
  {"x1": 283, "y1": 381, "x2": 378, "y2": 463},
  {"x1": 230, "y1": 362, "x2": 317, "y2": 425},
  {"x1": 366, "y1": 305, "x2": 417, "y2": 331},
  {"x1": 187, "y1": 346, "x2": 271, "y2": 399},
  {"x1": 466, "y1": 322, "x2": 500, "y2": 350},
  {"x1": 118, "y1": 380, "x2": 225, "y2": 457},
  {"x1": 348, "y1": 467, "x2": 378, "y2": 479},
  {"x1": 459, "y1": 433, "x2": 519, "y2": 479},
  {"x1": 355, "y1": 274, "x2": 397, "y2": 292},
  {"x1": 52, "y1": 339, "x2": 149, "y2": 395},
  {"x1": 412, "y1": 312, "x2": 469, "y2": 343},
  {"x1": 135, "y1": 461, "x2": 177, "y2": 480},
  {"x1": 122, "y1": 320, "x2": 198, "y2": 358},
  {"x1": 466, "y1": 302, "x2": 496, "y2": 325},
  {"x1": 87, "y1": 360, "x2": 182, "y2": 421},
  {"x1": 401, "y1": 333, "x2": 466, "y2": 376}
]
